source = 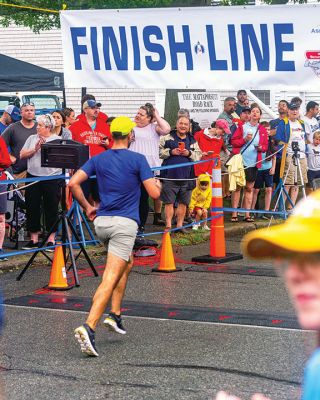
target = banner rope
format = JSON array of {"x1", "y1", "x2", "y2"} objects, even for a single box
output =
[{"x1": 0, "y1": 1, "x2": 63, "y2": 13}]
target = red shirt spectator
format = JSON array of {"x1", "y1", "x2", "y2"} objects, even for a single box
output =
[
  {"x1": 70, "y1": 100, "x2": 112, "y2": 157},
  {"x1": 0, "y1": 136, "x2": 11, "y2": 178},
  {"x1": 194, "y1": 119, "x2": 230, "y2": 176}
]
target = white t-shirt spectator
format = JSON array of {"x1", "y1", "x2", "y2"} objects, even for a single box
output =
[
  {"x1": 302, "y1": 116, "x2": 320, "y2": 143},
  {"x1": 287, "y1": 120, "x2": 306, "y2": 159},
  {"x1": 129, "y1": 123, "x2": 161, "y2": 171},
  {"x1": 22, "y1": 134, "x2": 62, "y2": 176},
  {"x1": 307, "y1": 144, "x2": 320, "y2": 171}
]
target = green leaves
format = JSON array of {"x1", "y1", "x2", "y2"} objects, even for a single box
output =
[
  {"x1": 0, "y1": 0, "x2": 173, "y2": 32},
  {"x1": 0, "y1": 0, "x2": 311, "y2": 33}
]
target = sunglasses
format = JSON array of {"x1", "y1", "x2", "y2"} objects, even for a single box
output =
[
  {"x1": 200, "y1": 182, "x2": 209, "y2": 186},
  {"x1": 21, "y1": 102, "x2": 35, "y2": 108}
]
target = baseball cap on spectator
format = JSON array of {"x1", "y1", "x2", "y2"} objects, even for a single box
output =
[
  {"x1": 5, "y1": 105, "x2": 21, "y2": 122},
  {"x1": 215, "y1": 119, "x2": 231, "y2": 134},
  {"x1": 83, "y1": 100, "x2": 102, "y2": 110},
  {"x1": 241, "y1": 106, "x2": 251, "y2": 113},
  {"x1": 110, "y1": 116, "x2": 136, "y2": 137},
  {"x1": 243, "y1": 190, "x2": 320, "y2": 258},
  {"x1": 288, "y1": 102, "x2": 300, "y2": 110}
]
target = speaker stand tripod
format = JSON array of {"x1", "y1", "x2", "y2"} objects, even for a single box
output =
[
  {"x1": 17, "y1": 171, "x2": 98, "y2": 285},
  {"x1": 67, "y1": 199, "x2": 97, "y2": 248}
]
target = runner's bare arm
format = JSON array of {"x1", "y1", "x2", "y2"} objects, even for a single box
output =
[
  {"x1": 68, "y1": 169, "x2": 97, "y2": 220},
  {"x1": 143, "y1": 177, "x2": 161, "y2": 200}
]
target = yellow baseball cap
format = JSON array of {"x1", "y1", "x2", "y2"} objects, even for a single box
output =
[
  {"x1": 242, "y1": 190, "x2": 320, "y2": 258},
  {"x1": 110, "y1": 116, "x2": 136, "y2": 136}
]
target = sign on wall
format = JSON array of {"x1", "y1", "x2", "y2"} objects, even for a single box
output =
[
  {"x1": 60, "y1": 5, "x2": 320, "y2": 89},
  {"x1": 178, "y1": 91, "x2": 220, "y2": 128}
]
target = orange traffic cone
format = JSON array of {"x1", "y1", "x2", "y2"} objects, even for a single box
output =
[
  {"x1": 192, "y1": 157, "x2": 242, "y2": 264},
  {"x1": 48, "y1": 243, "x2": 73, "y2": 290},
  {"x1": 152, "y1": 232, "x2": 182, "y2": 273}
]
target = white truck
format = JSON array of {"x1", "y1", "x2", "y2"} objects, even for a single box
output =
[{"x1": 0, "y1": 92, "x2": 63, "y2": 116}]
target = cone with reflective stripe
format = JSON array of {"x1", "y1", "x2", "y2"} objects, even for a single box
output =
[
  {"x1": 152, "y1": 232, "x2": 181, "y2": 273},
  {"x1": 192, "y1": 157, "x2": 243, "y2": 264},
  {"x1": 48, "y1": 243, "x2": 73, "y2": 290}
]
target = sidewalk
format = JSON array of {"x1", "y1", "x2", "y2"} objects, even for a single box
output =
[{"x1": 0, "y1": 212, "x2": 283, "y2": 273}]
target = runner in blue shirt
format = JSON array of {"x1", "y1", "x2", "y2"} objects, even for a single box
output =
[{"x1": 69, "y1": 116, "x2": 161, "y2": 357}]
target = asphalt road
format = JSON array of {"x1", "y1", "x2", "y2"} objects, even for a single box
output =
[{"x1": 0, "y1": 236, "x2": 316, "y2": 400}]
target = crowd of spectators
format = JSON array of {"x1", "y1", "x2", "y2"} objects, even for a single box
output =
[{"x1": 0, "y1": 90, "x2": 319, "y2": 259}]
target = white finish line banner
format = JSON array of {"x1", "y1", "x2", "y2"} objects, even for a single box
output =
[{"x1": 60, "y1": 5, "x2": 320, "y2": 89}]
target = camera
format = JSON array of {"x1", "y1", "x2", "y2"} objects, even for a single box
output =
[{"x1": 291, "y1": 141, "x2": 300, "y2": 152}]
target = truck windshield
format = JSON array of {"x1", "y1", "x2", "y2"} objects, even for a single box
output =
[{"x1": 22, "y1": 95, "x2": 61, "y2": 111}]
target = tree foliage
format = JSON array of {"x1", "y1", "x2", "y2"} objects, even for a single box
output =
[
  {"x1": 0, "y1": 0, "x2": 172, "y2": 33},
  {"x1": 0, "y1": 0, "x2": 313, "y2": 33}
]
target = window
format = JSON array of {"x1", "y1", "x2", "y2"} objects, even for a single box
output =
[
  {"x1": 23, "y1": 95, "x2": 60, "y2": 111},
  {"x1": 250, "y1": 90, "x2": 270, "y2": 106}
]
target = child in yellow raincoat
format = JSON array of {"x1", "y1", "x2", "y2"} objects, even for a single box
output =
[{"x1": 189, "y1": 174, "x2": 212, "y2": 231}]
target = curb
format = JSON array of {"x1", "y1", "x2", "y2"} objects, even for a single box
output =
[
  {"x1": 0, "y1": 220, "x2": 284, "y2": 273},
  {"x1": 225, "y1": 219, "x2": 283, "y2": 237}
]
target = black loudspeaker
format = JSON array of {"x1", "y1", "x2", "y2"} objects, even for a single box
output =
[{"x1": 41, "y1": 139, "x2": 89, "y2": 169}]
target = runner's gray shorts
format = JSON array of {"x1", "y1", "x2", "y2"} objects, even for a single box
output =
[{"x1": 94, "y1": 216, "x2": 138, "y2": 262}]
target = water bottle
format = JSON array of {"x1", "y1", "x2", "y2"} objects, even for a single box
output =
[{"x1": 18, "y1": 227, "x2": 25, "y2": 242}]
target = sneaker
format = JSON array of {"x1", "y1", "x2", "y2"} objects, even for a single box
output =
[
  {"x1": 0, "y1": 249, "x2": 8, "y2": 262},
  {"x1": 74, "y1": 323, "x2": 99, "y2": 357},
  {"x1": 21, "y1": 240, "x2": 39, "y2": 250},
  {"x1": 202, "y1": 225, "x2": 211, "y2": 231},
  {"x1": 192, "y1": 224, "x2": 199, "y2": 231},
  {"x1": 261, "y1": 214, "x2": 270, "y2": 221},
  {"x1": 44, "y1": 242, "x2": 55, "y2": 253},
  {"x1": 103, "y1": 312, "x2": 126, "y2": 335}
]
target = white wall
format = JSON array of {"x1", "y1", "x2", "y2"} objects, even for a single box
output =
[{"x1": 0, "y1": 25, "x2": 159, "y2": 117}]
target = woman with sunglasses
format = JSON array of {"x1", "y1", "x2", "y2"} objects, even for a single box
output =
[
  {"x1": 216, "y1": 190, "x2": 320, "y2": 400},
  {"x1": 20, "y1": 114, "x2": 63, "y2": 251},
  {"x1": 129, "y1": 103, "x2": 171, "y2": 234}
]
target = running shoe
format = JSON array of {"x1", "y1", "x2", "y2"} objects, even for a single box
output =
[
  {"x1": 202, "y1": 225, "x2": 211, "y2": 231},
  {"x1": 0, "y1": 249, "x2": 8, "y2": 262},
  {"x1": 74, "y1": 323, "x2": 99, "y2": 356},
  {"x1": 21, "y1": 241, "x2": 39, "y2": 250},
  {"x1": 103, "y1": 312, "x2": 126, "y2": 335},
  {"x1": 44, "y1": 242, "x2": 55, "y2": 253}
]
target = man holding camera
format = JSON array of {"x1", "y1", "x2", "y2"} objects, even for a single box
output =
[{"x1": 275, "y1": 102, "x2": 307, "y2": 208}]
